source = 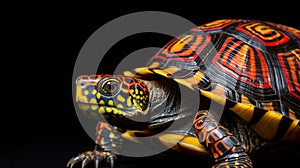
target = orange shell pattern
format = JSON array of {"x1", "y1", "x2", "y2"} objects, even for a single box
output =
[{"x1": 147, "y1": 19, "x2": 300, "y2": 120}]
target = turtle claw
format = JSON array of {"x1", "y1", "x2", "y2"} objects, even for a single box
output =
[
  {"x1": 82, "y1": 157, "x2": 92, "y2": 168},
  {"x1": 67, "y1": 155, "x2": 83, "y2": 168},
  {"x1": 94, "y1": 156, "x2": 101, "y2": 168},
  {"x1": 67, "y1": 150, "x2": 117, "y2": 168},
  {"x1": 107, "y1": 155, "x2": 116, "y2": 168}
]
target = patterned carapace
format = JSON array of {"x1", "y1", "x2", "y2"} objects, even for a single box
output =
[
  {"x1": 68, "y1": 19, "x2": 300, "y2": 168},
  {"x1": 145, "y1": 19, "x2": 300, "y2": 121}
]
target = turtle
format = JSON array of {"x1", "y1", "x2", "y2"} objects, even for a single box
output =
[{"x1": 67, "y1": 19, "x2": 300, "y2": 168}]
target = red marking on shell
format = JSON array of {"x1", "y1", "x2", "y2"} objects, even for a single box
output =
[
  {"x1": 150, "y1": 34, "x2": 211, "y2": 62},
  {"x1": 212, "y1": 37, "x2": 272, "y2": 89},
  {"x1": 278, "y1": 49, "x2": 300, "y2": 99},
  {"x1": 236, "y1": 22, "x2": 290, "y2": 46}
]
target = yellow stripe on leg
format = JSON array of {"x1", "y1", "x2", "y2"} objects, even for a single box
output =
[
  {"x1": 251, "y1": 111, "x2": 282, "y2": 141},
  {"x1": 283, "y1": 120, "x2": 300, "y2": 142},
  {"x1": 159, "y1": 134, "x2": 209, "y2": 157},
  {"x1": 229, "y1": 103, "x2": 255, "y2": 123}
]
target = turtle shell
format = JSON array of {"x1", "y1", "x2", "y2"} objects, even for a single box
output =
[{"x1": 125, "y1": 19, "x2": 300, "y2": 141}]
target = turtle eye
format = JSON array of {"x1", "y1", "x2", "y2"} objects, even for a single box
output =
[{"x1": 98, "y1": 78, "x2": 121, "y2": 96}]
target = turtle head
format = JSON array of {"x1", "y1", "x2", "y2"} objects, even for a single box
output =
[{"x1": 75, "y1": 74, "x2": 150, "y2": 128}]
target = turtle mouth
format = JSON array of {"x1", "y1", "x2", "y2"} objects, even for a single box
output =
[
  {"x1": 76, "y1": 100, "x2": 147, "y2": 116},
  {"x1": 76, "y1": 100, "x2": 151, "y2": 129}
]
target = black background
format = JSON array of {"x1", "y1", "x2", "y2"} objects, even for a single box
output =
[{"x1": 2, "y1": 2, "x2": 300, "y2": 168}]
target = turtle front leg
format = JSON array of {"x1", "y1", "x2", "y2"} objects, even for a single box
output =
[
  {"x1": 67, "y1": 121, "x2": 123, "y2": 168},
  {"x1": 193, "y1": 110, "x2": 252, "y2": 168}
]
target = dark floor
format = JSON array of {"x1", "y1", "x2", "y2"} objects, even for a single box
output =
[
  {"x1": 2, "y1": 137, "x2": 299, "y2": 168},
  {"x1": 1, "y1": 139, "x2": 212, "y2": 168}
]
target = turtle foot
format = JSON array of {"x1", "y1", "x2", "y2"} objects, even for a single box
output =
[{"x1": 67, "y1": 150, "x2": 117, "y2": 168}]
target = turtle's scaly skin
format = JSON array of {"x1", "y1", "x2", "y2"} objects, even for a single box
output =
[{"x1": 68, "y1": 19, "x2": 300, "y2": 168}]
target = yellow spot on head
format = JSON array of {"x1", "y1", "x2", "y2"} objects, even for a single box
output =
[
  {"x1": 127, "y1": 97, "x2": 132, "y2": 107},
  {"x1": 90, "y1": 98, "x2": 97, "y2": 103},
  {"x1": 90, "y1": 98, "x2": 98, "y2": 110},
  {"x1": 133, "y1": 99, "x2": 138, "y2": 106},
  {"x1": 108, "y1": 100, "x2": 114, "y2": 106},
  {"x1": 96, "y1": 93, "x2": 101, "y2": 99},
  {"x1": 121, "y1": 88, "x2": 128, "y2": 93},
  {"x1": 117, "y1": 95, "x2": 125, "y2": 102},
  {"x1": 92, "y1": 89, "x2": 97, "y2": 95},
  {"x1": 106, "y1": 108, "x2": 112, "y2": 113},
  {"x1": 117, "y1": 104, "x2": 124, "y2": 109},
  {"x1": 99, "y1": 107, "x2": 105, "y2": 114},
  {"x1": 135, "y1": 89, "x2": 139, "y2": 94},
  {"x1": 140, "y1": 91, "x2": 143, "y2": 95},
  {"x1": 99, "y1": 100, "x2": 105, "y2": 105},
  {"x1": 84, "y1": 90, "x2": 89, "y2": 95},
  {"x1": 113, "y1": 110, "x2": 120, "y2": 115}
]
